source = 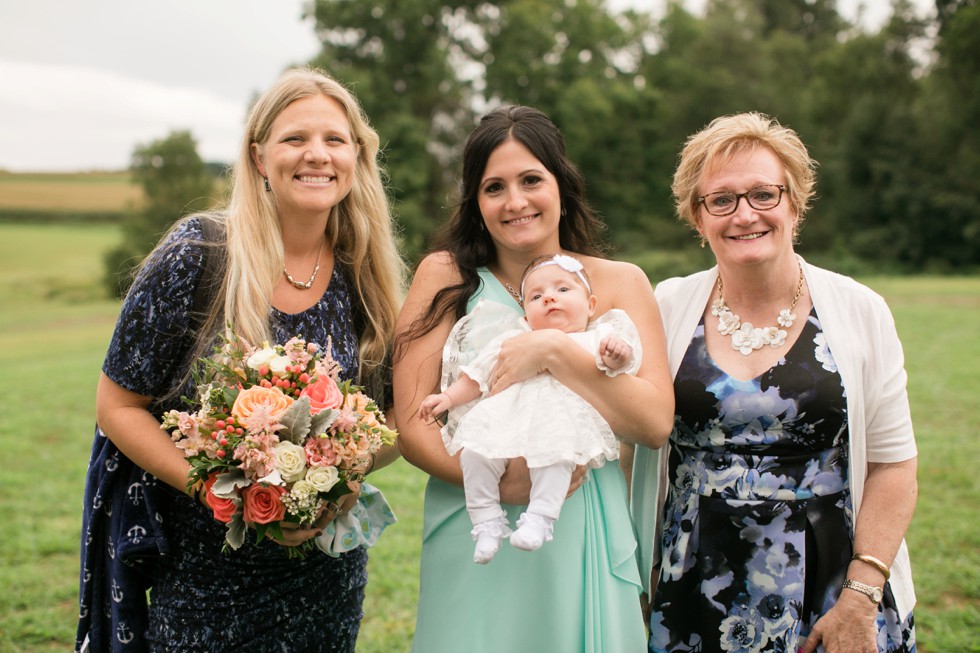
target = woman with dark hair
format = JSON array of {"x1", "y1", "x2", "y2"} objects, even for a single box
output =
[{"x1": 393, "y1": 105, "x2": 674, "y2": 652}]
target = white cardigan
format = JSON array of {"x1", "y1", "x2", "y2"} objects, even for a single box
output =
[{"x1": 630, "y1": 257, "x2": 917, "y2": 617}]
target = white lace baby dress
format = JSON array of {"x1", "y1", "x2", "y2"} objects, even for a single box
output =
[{"x1": 440, "y1": 299, "x2": 642, "y2": 468}]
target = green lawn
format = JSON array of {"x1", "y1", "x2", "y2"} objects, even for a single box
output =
[{"x1": 0, "y1": 223, "x2": 976, "y2": 652}]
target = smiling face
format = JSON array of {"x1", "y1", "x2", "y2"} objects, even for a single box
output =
[
  {"x1": 521, "y1": 264, "x2": 596, "y2": 333},
  {"x1": 477, "y1": 139, "x2": 562, "y2": 255},
  {"x1": 696, "y1": 146, "x2": 797, "y2": 268},
  {"x1": 251, "y1": 94, "x2": 357, "y2": 221}
]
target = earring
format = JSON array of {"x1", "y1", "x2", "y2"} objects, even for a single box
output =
[
  {"x1": 699, "y1": 234, "x2": 707, "y2": 249},
  {"x1": 263, "y1": 178, "x2": 271, "y2": 192}
]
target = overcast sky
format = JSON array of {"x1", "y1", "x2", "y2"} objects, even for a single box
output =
[{"x1": 0, "y1": 0, "x2": 931, "y2": 172}]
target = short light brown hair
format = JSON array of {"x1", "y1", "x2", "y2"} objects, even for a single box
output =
[{"x1": 672, "y1": 112, "x2": 817, "y2": 232}]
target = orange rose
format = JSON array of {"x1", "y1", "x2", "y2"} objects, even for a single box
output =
[
  {"x1": 300, "y1": 376, "x2": 344, "y2": 414},
  {"x1": 203, "y1": 474, "x2": 238, "y2": 523},
  {"x1": 231, "y1": 385, "x2": 293, "y2": 422},
  {"x1": 241, "y1": 484, "x2": 286, "y2": 524}
]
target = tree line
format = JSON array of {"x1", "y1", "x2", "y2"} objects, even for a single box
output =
[
  {"x1": 306, "y1": 0, "x2": 978, "y2": 274},
  {"x1": 109, "y1": 0, "x2": 978, "y2": 294}
]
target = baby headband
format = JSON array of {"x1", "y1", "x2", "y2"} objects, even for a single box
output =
[{"x1": 519, "y1": 253, "x2": 592, "y2": 300}]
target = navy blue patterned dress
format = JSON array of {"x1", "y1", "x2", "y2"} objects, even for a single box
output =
[
  {"x1": 649, "y1": 311, "x2": 915, "y2": 653},
  {"x1": 80, "y1": 218, "x2": 369, "y2": 653}
]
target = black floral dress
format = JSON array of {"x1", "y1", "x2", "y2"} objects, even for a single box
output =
[
  {"x1": 92, "y1": 218, "x2": 368, "y2": 652},
  {"x1": 648, "y1": 311, "x2": 915, "y2": 653}
]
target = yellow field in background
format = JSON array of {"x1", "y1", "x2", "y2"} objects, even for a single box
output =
[{"x1": 0, "y1": 171, "x2": 142, "y2": 211}]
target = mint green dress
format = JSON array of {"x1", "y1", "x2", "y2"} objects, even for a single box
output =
[{"x1": 410, "y1": 268, "x2": 647, "y2": 653}]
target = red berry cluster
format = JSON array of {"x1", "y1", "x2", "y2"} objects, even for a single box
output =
[
  {"x1": 211, "y1": 418, "x2": 244, "y2": 459},
  {"x1": 255, "y1": 364, "x2": 314, "y2": 399}
]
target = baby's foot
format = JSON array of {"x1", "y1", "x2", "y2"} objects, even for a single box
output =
[
  {"x1": 509, "y1": 512, "x2": 555, "y2": 552},
  {"x1": 470, "y1": 517, "x2": 511, "y2": 564}
]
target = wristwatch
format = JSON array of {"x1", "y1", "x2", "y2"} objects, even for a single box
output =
[{"x1": 842, "y1": 579, "x2": 884, "y2": 604}]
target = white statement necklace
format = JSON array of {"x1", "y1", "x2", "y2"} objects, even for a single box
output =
[
  {"x1": 711, "y1": 263, "x2": 805, "y2": 356},
  {"x1": 283, "y1": 240, "x2": 324, "y2": 290}
]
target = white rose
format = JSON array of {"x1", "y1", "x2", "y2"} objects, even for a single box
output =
[
  {"x1": 289, "y1": 479, "x2": 318, "y2": 500},
  {"x1": 274, "y1": 441, "x2": 308, "y2": 483},
  {"x1": 247, "y1": 347, "x2": 278, "y2": 371},
  {"x1": 269, "y1": 355, "x2": 292, "y2": 377},
  {"x1": 305, "y1": 464, "x2": 340, "y2": 492}
]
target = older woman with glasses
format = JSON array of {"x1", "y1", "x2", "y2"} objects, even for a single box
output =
[{"x1": 630, "y1": 112, "x2": 917, "y2": 653}]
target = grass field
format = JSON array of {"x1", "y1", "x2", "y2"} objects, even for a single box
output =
[
  {"x1": 0, "y1": 222, "x2": 976, "y2": 652},
  {"x1": 0, "y1": 171, "x2": 142, "y2": 212}
]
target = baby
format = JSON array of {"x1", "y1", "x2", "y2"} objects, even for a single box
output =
[{"x1": 418, "y1": 253, "x2": 641, "y2": 563}]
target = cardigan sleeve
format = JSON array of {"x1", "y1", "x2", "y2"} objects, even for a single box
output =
[{"x1": 864, "y1": 293, "x2": 918, "y2": 463}]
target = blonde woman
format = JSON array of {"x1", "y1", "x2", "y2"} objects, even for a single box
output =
[
  {"x1": 632, "y1": 112, "x2": 917, "y2": 653},
  {"x1": 77, "y1": 67, "x2": 404, "y2": 652}
]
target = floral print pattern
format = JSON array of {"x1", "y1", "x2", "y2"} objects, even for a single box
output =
[{"x1": 649, "y1": 311, "x2": 915, "y2": 653}]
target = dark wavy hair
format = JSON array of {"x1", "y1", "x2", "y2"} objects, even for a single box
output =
[{"x1": 397, "y1": 105, "x2": 607, "y2": 356}]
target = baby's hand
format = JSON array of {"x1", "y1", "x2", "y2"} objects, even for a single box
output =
[
  {"x1": 418, "y1": 393, "x2": 452, "y2": 422},
  {"x1": 599, "y1": 336, "x2": 632, "y2": 372}
]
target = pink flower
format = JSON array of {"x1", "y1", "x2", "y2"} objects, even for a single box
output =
[
  {"x1": 234, "y1": 434, "x2": 278, "y2": 479},
  {"x1": 240, "y1": 405, "x2": 284, "y2": 436},
  {"x1": 242, "y1": 484, "x2": 286, "y2": 524},
  {"x1": 331, "y1": 408, "x2": 359, "y2": 434},
  {"x1": 300, "y1": 376, "x2": 344, "y2": 414},
  {"x1": 177, "y1": 412, "x2": 198, "y2": 437},
  {"x1": 304, "y1": 437, "x2": 338, "y2": 466},
  {"x1": 204, "y1": 474, "x2": 238, "y2": 523},
  {"x1": 283, "y1": 337, "x2": 313, "y2": 367},
  {"x1": 314, "y1": 356, "x2": 341, "y2": 382},
  {"x1": 331, "y1": 437, "x2": 364, "y2": 467}
]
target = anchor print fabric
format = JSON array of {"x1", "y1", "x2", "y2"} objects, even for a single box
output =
[{"x1": 76, "y1": 428, "x2": 168, "y2": 652}]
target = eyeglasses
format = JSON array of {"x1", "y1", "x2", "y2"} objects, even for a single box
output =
[{"x1": 697, "y1": 184, "x2": 787, "y2": 217}]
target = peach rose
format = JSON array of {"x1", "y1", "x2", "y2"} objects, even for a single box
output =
[
  {"x1": 231, "y1": 385, "x2": 294, "y2": 422},
  {"x1": 344, "y1": 391, "x2": 380, "y2": 428},
  {"x1": 203, "y1": 474, "x2": 238, "y2": 523},
  {"x1": 300, "y1": 376, "x2": 344, "y2": 414},
  {"x1": 241, "y1": 484, "x2": 286, "y2": 524}
]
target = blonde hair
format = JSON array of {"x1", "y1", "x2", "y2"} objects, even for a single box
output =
[
  {"x1": 672, "y1": 112, "x2": 817, "y2": 233},
  {"x1": 168, "y1": 67, "x2": 403, "y2": 394}
]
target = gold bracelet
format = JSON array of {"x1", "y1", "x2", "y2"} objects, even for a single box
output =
[{"x1": 852, "y1": 553, "x2": 890, "y2": 581}]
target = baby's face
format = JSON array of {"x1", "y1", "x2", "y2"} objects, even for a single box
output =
[{"x1": 522, "y1": 266, "x2": 595, "y2": 332}]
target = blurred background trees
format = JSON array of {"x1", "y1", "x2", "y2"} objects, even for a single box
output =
[
  {"x1": 107, "y1": 0, "x2": 979, "y2": 290},
  {"x1": 104, "y1": 130, "x2": 218, "y2": 296},
  {"x1": 303, "y1": 0, "x2": 978, "y2": 276}
]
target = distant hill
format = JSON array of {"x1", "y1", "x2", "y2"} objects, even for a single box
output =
[
  {"x1": 0, "y1": 170, "x2": 141, "y2": 219},
  {"x1": 0, "y1": 169, "x2": 227, "y2": 223}
]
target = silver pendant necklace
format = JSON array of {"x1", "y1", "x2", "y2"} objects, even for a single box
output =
[
  {"x1": 711, "y1": 262, "x2": 805, "y2": 356},
  {"x1": 504, "y1": 281, "x2": 521, "y2": 302},
  {"x1": 283, "y1": 240, "x2": 324, "y2": 290}
]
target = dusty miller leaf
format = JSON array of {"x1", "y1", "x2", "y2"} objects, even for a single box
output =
[
  {"x1": 212, "y1": 469, "x2": 248, "y2": 499},
  {"x1": 226, "y1": 512, "x2": 245, "y2": 550},
  {"x1": 310, "y1": 408, "x2": 339, "y2": 435},
  {"x1": 279, "y1": 396, "x2": 312, "y2": 444}
]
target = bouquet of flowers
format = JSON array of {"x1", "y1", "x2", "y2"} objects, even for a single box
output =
[{"x1": 162, "y1": 332, "x2": 397, "y2": 555}]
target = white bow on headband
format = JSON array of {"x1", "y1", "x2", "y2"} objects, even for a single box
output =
[{"x1": 520, "y1": 254, "x2": 592, "y2": 300}]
